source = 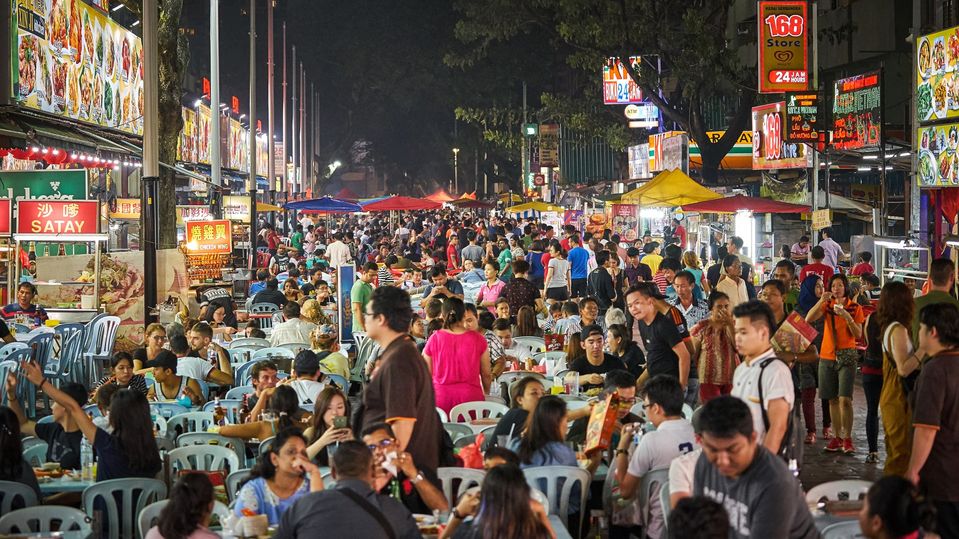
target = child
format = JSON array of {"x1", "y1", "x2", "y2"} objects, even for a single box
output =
[
  {"x1": 543, "y1": 302, "x2": 563, "y2": 332},
  {"x1": 850, "y1": 251, "x2": 874, "y2": 276}
]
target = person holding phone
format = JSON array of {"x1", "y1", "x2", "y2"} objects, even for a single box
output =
[{"x1": 304, "y1": 387, "x2": 353, "y2": 466}]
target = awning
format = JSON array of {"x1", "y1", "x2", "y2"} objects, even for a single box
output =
[
  {"x1": 452, "y1": 198, "x2": 496, "y2": 209},
  {"x1": 804, "y1": 191, "x2": 872, "y2": 214},
  {"x1": 506, "y1": 201, "x2": 565, "y2": 214},
  {"x1": 620, "y1": 169, "x2": 721, "y2": 207},
  {"x1": 257, "y1": 202, "x2": 284, "y2": 212},
  {"x1": 284, "y1": 197, "x2": 362, "y2": 213},
  {"x1": 682, "y1": 195, "x2": 811, "y2": 214},
  {"x1": 361, "y1": 196, "x2": 441, "y2": 211}
]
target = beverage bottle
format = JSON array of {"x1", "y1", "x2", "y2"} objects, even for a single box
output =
[
  {"x1": 213, "y1": 397, "x2": 226, "y2": 426},
  {"x1": 80, "y1": 438, "x2": 94, "y2": 480},
  {"x1": 207, "y1": 346, "x2": 218, "y2": 367}
]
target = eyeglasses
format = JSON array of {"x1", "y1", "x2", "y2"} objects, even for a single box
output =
[
  {"x1": 642, "y1": 402, "x2": 655, "y2": 410},
  {"x1": 367, "y1": 438, "x2": 394, "y2": 451}
]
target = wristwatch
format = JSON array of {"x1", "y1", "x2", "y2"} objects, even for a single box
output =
[
  {"x1": 411, "y1": 471, "x2": 425, "y2": 484},
  {"x1": 451, "y1": 508, "x2": 465, "y2": 520}
]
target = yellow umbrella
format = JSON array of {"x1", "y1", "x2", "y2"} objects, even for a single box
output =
[
  {"x1": 506, "y1": 201, "x2": 566, "y2": 214},
  {"x1": 256, "y1": 202, "x2": 284, "y2": 212},
  {"x1": 620, "y1": 169, "x2": 720, "y2": 206}
]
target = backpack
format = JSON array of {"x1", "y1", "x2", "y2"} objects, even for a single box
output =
[{"x1": 758, "y1": 357, "x2": 803, "y2": 472}]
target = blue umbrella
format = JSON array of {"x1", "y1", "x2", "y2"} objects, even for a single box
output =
[{"x1": 283, "y1": 197, "x2": 361, "y2": 213}]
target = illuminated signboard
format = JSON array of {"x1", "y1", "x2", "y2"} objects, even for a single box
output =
[
  {"x1": 832, "y1": 70, "x2": 881, "y2": 150},
  {"x1": 785, "y1": 93, "x2": 819, "y2": 143},
  {"x1": 758, "y1": 1, "x2": 810, "y2": 93},
  {"x1": 602, "y1": 56, "x2": 643, "y2": 105},
  {"x1": 916, "y1": 25, "x2": 959, "y2": 123},
  {"x1": 16, "y1": 200, "x2": 98, "y2": 234},
  {"x1": 185, "y1": 219, "x2": 232, "y2": 254},
  {"x1": 751, "y1": 101, "x2": 813, "y2": 170}
]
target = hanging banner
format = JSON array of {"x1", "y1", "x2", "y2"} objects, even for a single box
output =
[
  {"x1": 256, "y1": 134, "x2": 269, "y2": 178},
  {"x1": 832, "y1": 70, "x2": 882, "y2": 150},
  {"x1": 177, "y1": 106, "x2": 198, "y2": 163},
  {"x1": 336, "y1": 264, "x2": 356, "y2": 344},
  {"x1": 916, "y1": 26, "x2": 959, "y2": 123},
  {"x1": 610, "y1": 204, "x2": 639, "y2": 242},
  {"x1": 16, "y1": 199, "x2": 98, "y2": 234},
  {"x1": 563, "y1": 210, "x2": 584, "y2": 233},
  {"x1": 917, "y1": 122, "x2": 959, "y2": 187},
  {"x1": 757, "y1": 1, "x2": 810, "y2": 93},
  {"x1": 751, "y1": 102, "x2": 813, "y2": 170},
  {"x1": 222, "y1": 195, "x2": 251, "y2": 223},
  {"x1": 785, "y1": 93, "x2": 819, "y2": 143},
  {"x1": 184, "y1": 219, "x2": 232, "y2": 254},
  {"x1": 602, "y1": 56, "x2": 643, "y2": 105},
  {"x1": 649, "y1": 132, "x2": 688, "y2": 173},
  {"x1": 529, "y1": 137, "x2": 541, "y2": 171},
  {"x1": 273, "y1": 142, "x2": 285, "y2": 181},
  {"x1": 585, "y1": 209, "x2": 608, "y2": 235},
  {"x1": 109, "y1": 197, "x2": 140, "y2": 219},
  {"x1": 539, "y1": 123, "x2": 560, "y2": 167},
  {"x1": 197, "y1": 104, "x2": 212, "y2": 165}
]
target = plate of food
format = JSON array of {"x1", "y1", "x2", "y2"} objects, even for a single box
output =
[
  {"x1": 918, "y1": 82, "x2": 934, "y2": 121},
  {"x1": 919, "y1": 36, "x2": 932, "y2": 79},
  {"x1": 934, "y1": 36, "x2": 948, "y2": 75},
  {"x1": 934, "y1": 78, "x2": 949, "y2": 119},
  {"x1": 919, "y1": 149, "x2": 938, "y2": 185}
]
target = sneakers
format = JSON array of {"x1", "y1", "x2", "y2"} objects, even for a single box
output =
[
  {"x1": 824, "y1": 437, "x2": 843, "y2": 452},
  {"x1": 865, "y1": 452, "x2": 879, "y2": 463},
  {"x1": 842, "y1": 438, "x2": 856, "y2": 454},
  {"x1": 804, "y1": 432, "x2": 816, "y2": 445},
  {"x1": 823, "y1": 427, "x2": 834, "y2": 440}
]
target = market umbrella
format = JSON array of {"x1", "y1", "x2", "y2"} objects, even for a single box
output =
[
  {"x1": 620, "y1": 169, "x2": 721, "y2": 207},
  {"x1": 256, "y1": 202, "x2": 284, "y2": 212},
  {"x1": 452, "y1": 198, "x2": 496, "y2": 209},
  {"x1": 362, "y1": 195, "x2": 441, "y2": 211},
  {"x1": 506, "y1": 201, "x2": 566, "y2": 214},
  {"x1": 682, "y1": 195, "x2": 811, "y2": 214},
  {"x1": 426, "y1": 188, "x2": 457, "y2": 203},
  {"x1": 283, "y1": 197, "x2": 362, "y2": 213},
  {"x1": 498, "y1": 193, "x2": 523, "y2": 203}
]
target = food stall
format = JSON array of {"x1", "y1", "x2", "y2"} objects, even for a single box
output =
[{"x1": 14, "y1": 199, "x2": 106, "y2": 323}]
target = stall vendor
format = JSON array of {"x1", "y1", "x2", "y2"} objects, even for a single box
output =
[{"x1": 0, "y1": 282, "x2": 48, "y2": 325}]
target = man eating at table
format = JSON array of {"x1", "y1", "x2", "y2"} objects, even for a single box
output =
[{"x1": 1, "y1": 282, "x2": 48, "y2": 325}]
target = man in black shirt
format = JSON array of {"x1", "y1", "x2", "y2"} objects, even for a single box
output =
[
  {"x1": 252, "y1": 278, "x2": 288, "y2": 309},
  {"x1": 626, "y1": 283, "x2": 691, "y2": 388},
  {"x1": 588, "y1": 250, "x2": 618, "y2": 315},
  {"x1": 569, "y1": 325, "x2": 627, "y2": 392},
  {"x1": 623, "y1": 247, "x2": 653, "y2": 287}
]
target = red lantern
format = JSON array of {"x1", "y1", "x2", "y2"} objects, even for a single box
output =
[{"x1": 10, "y1": 149, "x2": 30, "y2": 160}]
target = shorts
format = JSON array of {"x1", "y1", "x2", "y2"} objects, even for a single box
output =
[
  {"x1": 546, "y1": 287, "x2": 569, "y2": 302},
  {"x1": 818, "y1": 349, "x2": 857, "y2": 399}
]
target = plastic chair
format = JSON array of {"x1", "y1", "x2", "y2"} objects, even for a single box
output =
[
  {"x1": 4, "y1": 350, "x2": 35, "y2": 416},
  {"x1": 82, "y1": 478, "x2": 167, "y2": 539},
  {"x1": 228, "y1": 347, "x2": 255, "y2": 366},
  {"x1": 449, "y1": 401, "x2": 509, "y2": 423},
  {"x1": 226, "y1": 385, "x2": 255, "y2": 399},
  {"x1": 530, "y1": 487, "x2": 549, "y2": 508},
  {"x1": 638, "y1": 468, "x2": 670, "y2": 535},
  {"x1": 805, "y1": 480, "x2": 872, "y2": 504},
  {"x1": 166, "y1": 412, "x2": 216, "y2": 439},
  {"x1": 513, "y1": 336, "x2": 546, "y2": 352},
  {"x1": 443, "y1": 423, "x2": 473, "y2": 442},
  {"x1": 0, "y1": 505, "x2": 91, "y2": 535},
  {"x1": 27, "y1": 332, "x2": 56, "y2": 374},
  {"x1": 149, "y1": 402, "x2": 190, "y2": 419},
  {"x1": 11, "y1": 323, "x2": 31, "y2": 334},
  {"x1": 23, "y1": 442, "x2": 47, "y2": 467},
  {"x1": 435, "y1": 407, "x2": 449, "y2": 423},
  {"x1": 138, "y1": 500, "x2": 230, "y2": 539},
  {"x1": 203, "y1": 399, "x2": 243, "y2": 424},
  {"x1": 250, "y1": 303, "x2": 279, "y2": 331},
  {"x1": 630, "y1": 402, "x2": 647, "y2": 420},
  {"x1": 324, "y1": 373, "x2": 349, "y2": 392},
  {"x1": 821, "y1": 520, "x2": 866, "y2": 539},
  {"x1": 196, "y1": 379, "x2": 210, "y2": 400},
  {"x1": 36, "y1": 415, "x2": 55, "y2": 424},
  {"x1": 660, "y1": 478, "x2": 672, "y2": 532},
  {"x1": 523, "y1": 465, "x2": 591, "y2": 533},
  {"x1": 437, "y1": 467, "x2": 486, "y2": 507},
  {"x1": 258, "y1": 436, "x2": 277, "y2": 455},
  {"x1": 350, "y1": 333, "x2": 380, "y2": 383},
  {"x1": 497, "y1": 371, "x2": 547, "y2": 386},
  {"x1": 50, "y1": 327, "x2": 85, "y2": 386},
  {"x1": 453, "y1": 434, "x2": 479, "y2": 449},
  {"x1": 278, "y1": 342, "x2": 311, "y2": 355},
  {"x1": 0, "y1": 481, "x2": 39, "y2": 513},
  {"x1": 322, "y1": 469, "x2": 336, "y2": 488},
  {"x1": 251, "y1": 347, "x2": 295, "y2": 372},
  {"x1": 81, "y1": 315, "x2": 122, "y2": 387},
  {"x1": 229, "y1": 337, "x2": 271, "y2": 350},
  {"x1": 533, "y1": 351, "x2": 567, "y2": 365},
  {"x1": 0, "y1": 360, "x2": 15, "y2": 405},
  {"x1": 682, "y1": 403, "x2": 693, "y2": 420},
  {"x1": 166, "y1": 445, "x2": 241, "y2": 482},
  {"x1": 0, "y1": 342, "x2": 28, "y2": 361},
  {"x1": 233, "y1": 360, "x2": 259, "y2": 386},
  {"x1": 226, "y1": 468, "x2": 252, "y2": 502},
  {"x1": 176, "y1": 432, "x2": 247, "y2": 466}
]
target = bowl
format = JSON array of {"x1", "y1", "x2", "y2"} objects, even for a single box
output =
[{"x1": 42, "y1": 462, "x2": 60, "y2": 472}]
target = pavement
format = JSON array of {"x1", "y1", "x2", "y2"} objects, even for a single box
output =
[{"x1": 799, "y1": 377, "x2": 885, "y2": 489}]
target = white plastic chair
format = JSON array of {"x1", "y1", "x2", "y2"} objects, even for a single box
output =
[
  {"x1": 278, "y1": 342, "x2": 311, "y2": 356},
  {"x1": 449, "y1": 401, "x2": 509, "y2": 423},
  {"x1": 138, "y1": 500, "x2": 230, "y2": 539},
  {"x1": 682, "y1": 403, "x2": 694, "y2": 420},
  {"x1": 0, "y1": 481, "x2": 39, "y2": 513},
  {"x1": 251, "y1": 347, "x2": 296, "y2": 362},
  {"x1": 523, "y1": 465, "x2": 591, "y2": 534},
  {"x1": 226, "y1": 385, "x2": 255, "y2": 400},
  {"x1": 435, "y1": 406, "x2": 449, "y2": 423},
  {"x1": 437, "y1": 467, "x2": 486, "y2": 507},
  {"x1": 533, "y1": 351, "x2": 567, "y2": 364},
  {"x1": 250, "y1": 303, "x2": 279, "y2": 331},
  {"x1": 638, "y1": 468, "x2": 670, "y2": 535},
  {"x1": 229, "y1": 337, "x2": 271, "y2": 349},
  {"x1": 167, "y1": 445, "x2": 241, "y2": 482},
  {"x1": 82, "y1": 478, "x2": 167, "y2": 539},
  {"x1": 0, "y1": 505, "x2": 91, "y2": 535},
  {"x1": 81, "y1": 315, "x2": 122, "y2": 387},
  {"x1": 226, "y1": 469, "x2": 252, "y2": 502},
  {"x1": 821, "y1": 520, "x2": 866, "y2": 539},
  {"x1": 176, "y1": 432, "x2": 247, "y2": 467},
  {"x1": 805, "y1": 480, "x2": 872, "y2": 504},
  {"x1": 165, "y1": 412, "x2": 216, "y2": 439},
  {"x1": 513, "y1": 336, "x2": 546, "y2": 352}
]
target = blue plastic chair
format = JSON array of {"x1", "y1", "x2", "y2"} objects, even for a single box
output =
[
  {"x1": 196, "y1": 379, "x2": 210, "y2": 400},
  {"x1": 50, "y1": 328, "x2": 85, "y2": 386},
  {"x1": 0, "y1": 505, "x2": 91, "y2": 535},
  {"x1": 27, "y1": 332, "x2": 56, "y2": 374},
  {"x1": 225, "y1": 468, "x2": 251, "y2": 502},
  {"x1": 82, "y1": 478, "x2": 167, "y2": 539},
  {"x1": 0, "y1": 342, "x2": 28, "y2": 361},
  {"x1": 4, "y1": 349, "x2": 36, "y2": 417},
  {"x1": 0, "y1": 481, "x2": 39, "y2": 514},
  {"x1": 233, "y1": 360, "x2": 258, "y2": 386},
  {"x1": 225, "y1": 385, "x2": 254, "y2": 399},
  {"x1": 323, "y1": 373, "x2": 350, "y2": 392},
  {"x1": 22, "y1": 443, "x2": 47, "y2": 467},
  {"x1": 149, "y1": 402, "x2": 190, "y2": 419},
  {"x1": 202, "y1": 399, "x2": 243, "y2": 424},
  {"x1": 228, "y1": 337, "x2": 271, "y2": 349}
]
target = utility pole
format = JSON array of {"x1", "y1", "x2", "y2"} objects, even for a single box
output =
[
  {"x1": 282, "y1": 24, "x2": 287, "y2": 199},
  {"x1": 267, "y1": 0, "x2": 275, "y2": 206},
  {"x1": 142, "y1": 0, "x2": 159, "y2": 325},
  {"x1": 248, "y1": 0, "x2": 257, "y2": 269},
  {"x1": 210, "y1": 0, "x2": 221, "y2": 215},
  {"x1": 291, "y1": 46, "x2": 297, "y2": 196}
]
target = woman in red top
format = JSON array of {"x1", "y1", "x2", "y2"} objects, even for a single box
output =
[{"x1": 806, "y1": 274, "x2": 865, "y2": 454}]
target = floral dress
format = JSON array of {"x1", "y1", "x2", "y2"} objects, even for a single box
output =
[
  {"x1": 690, "y1": 320, "x2": 738, "y2": 385},
  {"x1": 233, "y1": 476, "x2": 311, "y2": 526}
]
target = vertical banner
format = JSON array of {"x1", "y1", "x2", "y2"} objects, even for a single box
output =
[
  {"x1": 336, "y1": 264, "x2": 356, "y2": 344},
  {"x1": 539, "y1": 124, "x2": 560, "y2": 167},
  {"x1": 757, "y1": 1, "x2": 810, "y2": 93}
]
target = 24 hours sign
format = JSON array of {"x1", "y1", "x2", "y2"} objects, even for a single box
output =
[{"x1": 758, "y1": 1, "x2": 810, "y2": 93}]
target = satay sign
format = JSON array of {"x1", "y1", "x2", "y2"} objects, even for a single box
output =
[{"x1": 16, "y1": 200, "x2": 97, "y2": 234}]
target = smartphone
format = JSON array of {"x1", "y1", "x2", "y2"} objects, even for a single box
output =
[{"x1": 333, "y1": 416, "x2": 349, "y2": 429}]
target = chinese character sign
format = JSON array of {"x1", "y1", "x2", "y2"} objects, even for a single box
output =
[
  {"x1": 184, "y1": 219, "x2": 232, "y2": 254},
  {"x1": 16, "y1": 200, "x2": 97, "y2": 234}
]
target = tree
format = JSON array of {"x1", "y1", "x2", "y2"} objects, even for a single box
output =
[
  {"x1": 123, "y1": 0, "x2": 187, "y2": 249},
  {"x1": 450, "y1": 0, "x2": 756, "y2": 183}
]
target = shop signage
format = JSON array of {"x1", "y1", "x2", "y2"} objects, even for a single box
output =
[
  {"x1": 538, "y1": 123, "x2": 560, "y2": 167},
  {"x1": 202, "y1": 77, "x2": 210, "y2": 98},
  {"x1": 109, "y1": 197, "x2": 139, "y2": 219},
  {"x1": 196, "y1": 103, "x2": 212, "y2": 165},
  {"x1": 222, "y1": 195, "x2": 251, "y2": 223},
  {"x1": 649, "y1": 131, "x2": 688, "y2": 172},
  {"x1": 336, "y1": 264, "x2": 356, "y2": 343},
  {"x1": 178, "y1": 106, "x2": 198, "y2": 163},
  {"x1": 625, "y1": 103, "x2": 659, "y2": 128},
  {"x1": 0, "y1": 199, "x2": 12, "y2": 235},
  {"x1": 758, "y1": 1, "x2": 810, "y2": 93},
  {"x1": 176, "y1": 205, "x2": 212, "y2": 226},
  {"x1": 256, "y1": 134, "x2": 269, "y2": 177},
  {"x1": 13, "y1": 0, "x2": 144, "y2": 135},
  {"x1": 917, "y1": 122, "x2": 959, "y2": 187},
  {"x1": 628, "y1": 143, "x2": 650, "y2": 179},
  {"x1": 273, "y1": 142, "x2": 285, "y2": 179},
  {"x1": 751, "y1": 102, "x2": 814, "y2": 170},
  {"x1": 225, "y1": 118, "x2": 249, "y2": 172},
  {"x1": 231, "y1": 96, "x2": 240, "y2": 114},
  {"x1": 185, "y1": 219, "x2": 232, "y2": 254},
  {"x1": 916, "y1": 25, "x2": 959, "y2": 123},
  {"x1": 603, "y1": 56, "x2": 643, "y2": 105},
  {"x1": 832, "y1": 70, "x2": 881, "y2": 150},
  {"x1": 17, "y1": 199, "x2": 97, "y2": 234},
  {"x1": 0, "y1": 170, "x2": 88, "y2": 201},
  {"x1": 610, "y1": 204, "x2": 639, "y2": 242},
  {"x1": 87, "y1": 0, "x2": 109, "y2": 12},
  {"x1": 533, "y1": 173, "x2": 545, "y2": 186},
  {"x1": 785, "y1": 93, "x2": 819, "y2": 143},
  {"x1": 811, "y1": 208, "x2": 832, "y2": 231}
]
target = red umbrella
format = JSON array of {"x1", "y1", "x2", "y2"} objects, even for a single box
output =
[
  {"x1": 362, "y1": 195, "x2": 441, "y2": 211},
  {"x1": 682, "y1": 195, "x2": 811, "y2": 214}
]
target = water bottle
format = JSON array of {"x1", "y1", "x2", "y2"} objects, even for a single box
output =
[{"x1": 80, "y1": 438, "x2": 94, "y2": 480}]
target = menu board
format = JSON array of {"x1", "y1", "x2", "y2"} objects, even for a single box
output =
[
  {"x1": 785, "y1": 93, "x2": 819, "y2": 143},
  {"x1": 751, "y1": 101, "x2": 813, "y2": 170},
  {"x1": 917, "y1": 122, "x2": 959, "y2": 187},
  {"x1": 832, "y1": 71, "x2": 881, "y2": 150},
  {"x1": 758, "y1": 1, "x2": 810, "y2": 93},
  {"x1": 13, "y1": 0, "x2": 144, "y2": 135},
  {"x1": 185, "y1": 219, "x2": 232, "y2": 254},
  {"x1": 917, "y1": 26, "x2": 959, "y2": 123},
  {"x1": 610, "y1": 204, "x2": 639, "y2": 242}
]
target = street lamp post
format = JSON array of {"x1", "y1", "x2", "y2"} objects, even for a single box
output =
[{"x1": 452, "y1": 147, "x2": 460, "y2": 194}]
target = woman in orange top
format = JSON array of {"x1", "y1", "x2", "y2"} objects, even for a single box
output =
[{"x1": 806, "y1": 273, "x2": 865, "y2": 455}]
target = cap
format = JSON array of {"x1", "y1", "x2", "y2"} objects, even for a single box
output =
[
  {"x1": 580, "y1": 324, "x2": 604, "y2": 341},
  {"x1": 626, "y1": 247, "x2": 640, "y2": 257},
  {"x1": 144, "y1": 349, "x2": 178, "y2": 371}
]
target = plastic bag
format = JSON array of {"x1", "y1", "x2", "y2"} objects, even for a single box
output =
[{"x1": 458, "y1": 433, "x2": 485, "y2": 469}]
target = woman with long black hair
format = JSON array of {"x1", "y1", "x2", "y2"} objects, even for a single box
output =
[
  {"x1": 145, "y1": 473, "x2": 218, "y2": 539},
  {"x1": 858, "y1": 475, "x2": 936, "y2": 538},
  {"x1": 303, "y1": 386, "x2": 353, "y2": 466},
  {"x1": 440, "y1": 464, "x2": 553, "y2": 539},
  {"x1": 0, "y1": 405, "x2": 39, "y2": 502}
]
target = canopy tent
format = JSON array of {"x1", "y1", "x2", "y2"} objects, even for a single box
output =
[
  {"x1": 803, "y1": 191, "x2": 872, "y2": 214},
  {"x1": 682, "y1": 195, "x2": 811, "y2": 214},
  {"x1": 362, "y1": 195, "x2": 441, "y2": 211},
  {"x1": 452, "y1": 198, "x2": 496, "y2": 209},
  {"x1": 283, "y1": 197, "x2": 362, "y2": 213},
  {"x1": 620, "y1": 169, "x2": 721, "y2": 207},
  {"x1": 498, "y1": 193, "x2": 524, "y2": 203},
  {"x1": 426, "y1": 188, "x2": 457, "y2": 203},
  {"x1": 506, "y1": 201, "x2": 566, "y2": 214},
  {"x1": 256, "y1": 202, "x2": 284, "y2": 212},
  {"x1": 332, "y1": 187, "x2": 359, "y2": 201}
]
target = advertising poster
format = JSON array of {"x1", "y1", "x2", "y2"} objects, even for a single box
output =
[
  {"x1": 197, "y1": 104, "x2": 212, "y2": 165},
  {"x1": 627, "y1": 143, "x2": 650, "y2": 179},
  {"x1": 256, "y1": 134, "x2": 269, "y2": 178},
  {"x1": 688, "y1": 131, "x2": 753, "y2": 170},
  {"x1": 225, "y1": 118, "x2": 249, "y2": 172},
  {"x1": 916, "y1": 25, "x2": 959, "y2": 123},
  {"x1": 336, "y1": 265, "x2": 355, "y2": 344},
  {"x1": 917, "y1": 122, "x2": 959, "y2": 187},
  {"x1": 13, "y1": 0, "x2": 144, "y2": 135},
  {"x1": 222, "y1": 195, "x2": 251, "y2": 223},
  {"x1": 751, "y1": 102, "x2": 813, "y2": 170},
  {"x1": 758, "y1": 1, "x2": 810, "y2": 93},
  {"x1": 109, "y1": 197, "x2": 139, "y2": 219},
  {"x1": 602, "y1": 56, "x2": 643, "y2": 105},
  {"x1": 177, "y1": 106, "x2": 198, "y2": 163},
  {"x1": 176, "y1": 205, "x2": 212, "y2": 225},
  {"x1": 610, "y1": 204, "x2": 639, "y2": 242},
  {"x1": 563, "y1": 210, "x2": 584, "y2": 234},
  {"x1": 585, "y1": 210, "x2": 608, "y2": 236},
  {"x1": 184, "y1": 219, "x2": 232, "y2": 254},
  {"x1": 539, "y1": 123, "x2": 560, "y2": 168},
  {"x1": 649, "y1": 132, "x2": 688, "y2": 172},
  {"x1": 832, "y1": 71, "x2": 881, "y2": 150}
]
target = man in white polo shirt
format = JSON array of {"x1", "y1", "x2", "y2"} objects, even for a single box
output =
[{"x1": 730, "y1": 300, "x2": 795, "y2": 455}]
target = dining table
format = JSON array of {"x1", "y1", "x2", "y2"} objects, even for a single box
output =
[
  {"x1": 36, "y1": 473, "x2": 95, "y2": 494},
  {"x1": 0, "y1": 532, "x2": 91, "y2": 539}
]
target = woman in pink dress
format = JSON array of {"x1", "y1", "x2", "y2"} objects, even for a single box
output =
[{"x1": 423, "y1": 297, "x2": 492, "y2": 413}]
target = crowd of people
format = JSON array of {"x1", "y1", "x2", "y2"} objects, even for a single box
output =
[{"x1": 2, "y1": 208, "x2": 957, "y2": 539}]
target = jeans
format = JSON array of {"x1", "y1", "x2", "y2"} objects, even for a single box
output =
[
  {"x1": 862, "y1": 372, "x2": 882, "y2": 453},
  {"x1": 684, "y1": 378, "x2": 700, "y2": 409}
]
